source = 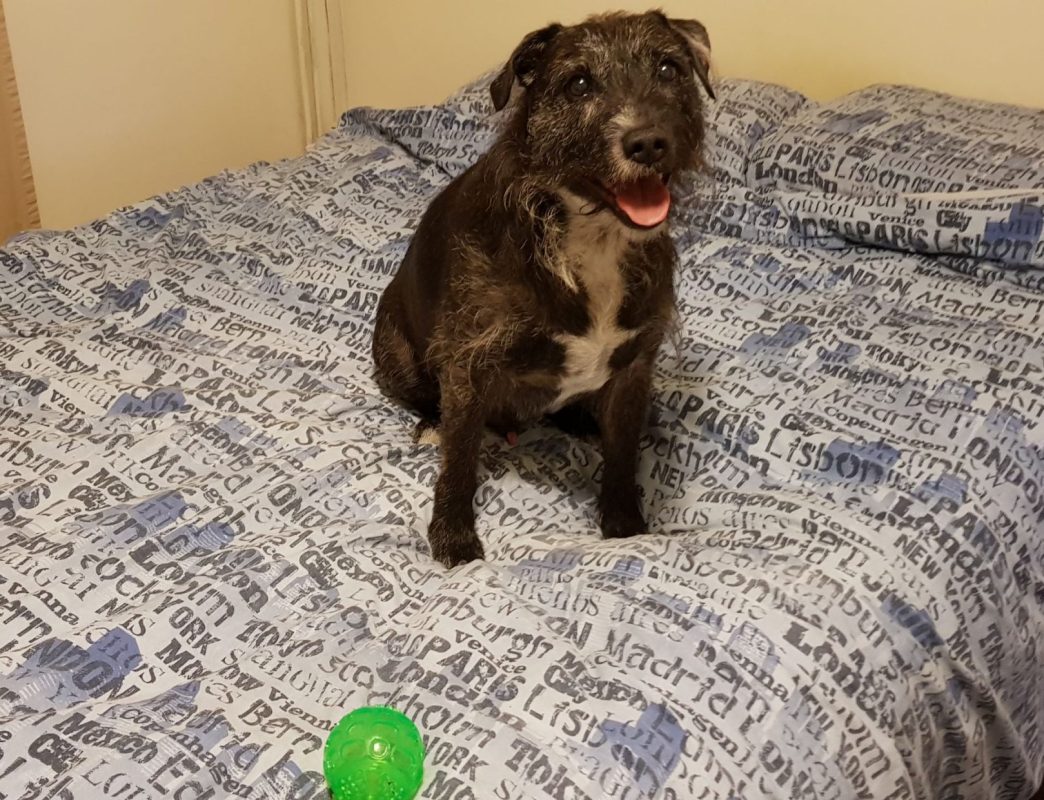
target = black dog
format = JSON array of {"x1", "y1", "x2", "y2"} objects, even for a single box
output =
[{"x1": 372, "y1": 11, "x2": 714, "y2": 567}]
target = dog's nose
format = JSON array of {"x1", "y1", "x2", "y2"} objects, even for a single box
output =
[{"x1": 622, "y1": 128, "x2": 669, "y2": 166}]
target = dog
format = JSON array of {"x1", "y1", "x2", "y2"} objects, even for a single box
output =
[{"x1": 372, "y1": 10, "x2": 715, "y2": 567}]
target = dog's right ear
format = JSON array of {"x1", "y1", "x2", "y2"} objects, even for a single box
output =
[
  {"x1": 663, "y1": 16, "x2": 716, "y2": 101},
  {"x1": 490, "y1": 24, "x2": 563, "y2": 111}
]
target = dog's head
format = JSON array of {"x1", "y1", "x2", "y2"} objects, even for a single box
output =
[{"x1": 491, "y1": 11, "x2": 714, "y2": 232}]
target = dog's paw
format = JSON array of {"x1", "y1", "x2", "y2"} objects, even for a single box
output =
[
  {"x1": 600, "y1": 499, "x2": 647, "y2": 540},
  {"x1": 413, "y1": 419, "x2": 441, "y2": 446},
  {"x1": 429, "y1": 518, "x2": 485, "y2": 568},
  {"x1": 432, "y1": 537, "x2": 485, "y2": 568}
]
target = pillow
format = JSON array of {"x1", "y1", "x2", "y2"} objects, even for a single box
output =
[
  {"x1": 340, "y1": 104, "x2": 499, "y2": 180},
  {"x1": 442, "y1": 70, "x2": 498, "y2": 120},
  {"x1": 749, "y1": 84, "x2": 1044, "y2": 195},
  {"x1": 744, "y1": 85, "x2": 1044, "y2": 267},
  {"x1": 669, "y1": 79, "x2": 812, "y2": 243},
  {"x1": 704, "y1": 78, "x2": 811, "y2": 187}
]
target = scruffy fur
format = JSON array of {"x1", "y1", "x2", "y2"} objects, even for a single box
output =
[{"x1": 372, "y1": 11, "x2": 714, "y2": 567}]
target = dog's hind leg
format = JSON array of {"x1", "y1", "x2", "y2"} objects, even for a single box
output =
[
  {"x1": 414, "y1": 417, "x2": 441, "y2": 446},
  {"x1": 372, "y1": 298, "x2": 441, "y2": 432}
]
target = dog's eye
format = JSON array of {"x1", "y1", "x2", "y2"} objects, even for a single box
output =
[
  {"x1": 656, "y1": 59, "x2": 680, "y2": 82},
  {"x1": 566, "y1": 74, "x2": 592, "y2": 99}
]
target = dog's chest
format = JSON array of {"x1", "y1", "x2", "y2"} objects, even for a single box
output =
[{"x1": 549, "y1": 230, "x2": 636, "y2": 411}]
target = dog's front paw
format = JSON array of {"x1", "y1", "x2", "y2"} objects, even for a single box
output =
[
  {"x1": 428, "y1": 516, "x2": 485, "y2": 568},
  {"x1": 600, "y1": 498, "x2": 648, "y2": 540}
]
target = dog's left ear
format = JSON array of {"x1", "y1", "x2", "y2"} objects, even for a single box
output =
[
  {"x1": 664, "y1": 17, "x2": 716, "y2": 101},
  {"x1": 490, "y1": 24, "x2": 563, "y2": 111}
]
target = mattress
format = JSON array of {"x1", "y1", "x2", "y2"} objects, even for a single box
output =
[{"x1": 0, "y1": 78, "x2": 1042, "y2": 799}]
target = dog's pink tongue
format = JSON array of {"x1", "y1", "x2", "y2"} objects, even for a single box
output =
[{"x1": 613, "y1": 177, "x2": 671, "y2": 227}]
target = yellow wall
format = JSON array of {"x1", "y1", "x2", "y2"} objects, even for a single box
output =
[
  {"x1": 8, "y1": 1, "x2": 1040, "y2": 230},
  {"x1": 344, "y1": 0, "x2": 1044, "y2": 111},
  {"x1": 5, "y1": 0, "x2": 306, "y2": 229}
]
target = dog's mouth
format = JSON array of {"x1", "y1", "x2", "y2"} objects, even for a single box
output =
[{"x1": 575, "y1": 174, "x2": 672, "y2": 230}]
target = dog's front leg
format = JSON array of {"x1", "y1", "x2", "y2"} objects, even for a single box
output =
[
  {"x1": 428, "y1": 377, "x2": 487, "y2": 567},
  {"x1": 595, "y1": 359, "x2": 654, "y2": 539}
]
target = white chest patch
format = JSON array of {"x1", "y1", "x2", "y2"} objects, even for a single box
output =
[{"x1": 549, "y1": 218, "x2": 637, "y2": 412}]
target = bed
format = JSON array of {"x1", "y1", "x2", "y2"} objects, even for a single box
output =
[{"x1": 0, "y1": 75, "x2": 1042, "y2": 799}]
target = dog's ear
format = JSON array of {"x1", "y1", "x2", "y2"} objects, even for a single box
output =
[
  {"x1": 664, "y1": 17, "x2": 716, "y2": 101},
  {"x1": 490, "y1": 24, "x2": 563, "y2": 111}
]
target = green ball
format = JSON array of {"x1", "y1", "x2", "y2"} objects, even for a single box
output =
[{"x1": 323, "y1": 706, "x2": 425, "y2": 800}]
